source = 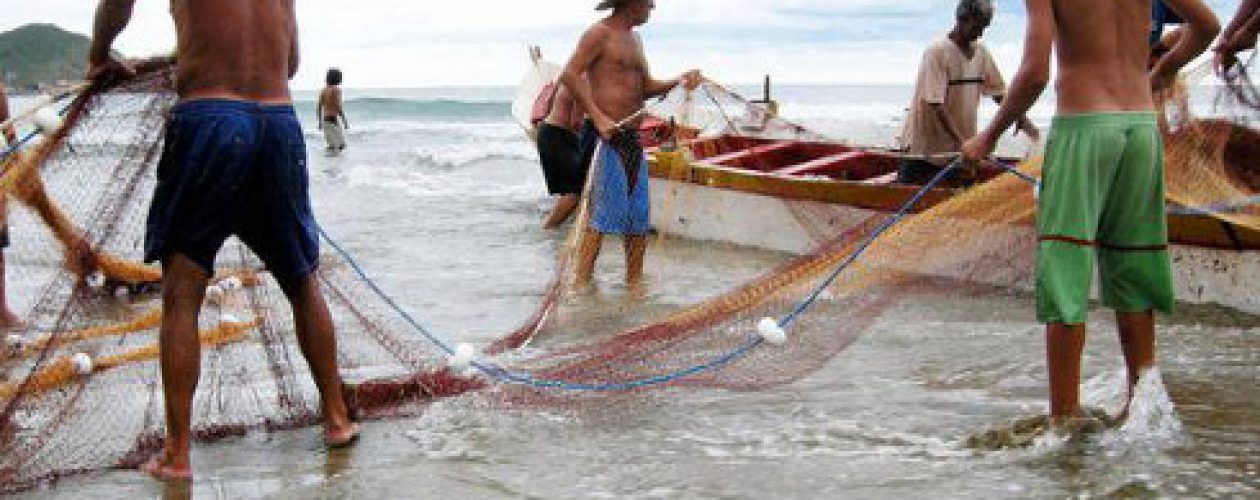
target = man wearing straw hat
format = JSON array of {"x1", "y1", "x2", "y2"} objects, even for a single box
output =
[
  {"x1": 88, "y1": 0, "x2": 358, "y2": 481},
  {"x1": 561, "y1": 0, "x2": 702, "y2": 286}
]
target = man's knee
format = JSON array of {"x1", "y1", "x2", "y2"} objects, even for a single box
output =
[{"x1": 276, "y1": 269, "x2": 320, "y2": 299}]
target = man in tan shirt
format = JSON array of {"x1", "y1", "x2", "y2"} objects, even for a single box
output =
[{"x1": 898, "y1": 0, "x2": 1037, "y2": 186}]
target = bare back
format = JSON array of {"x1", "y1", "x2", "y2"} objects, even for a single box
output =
[
  {"x1": 586, "y1": 22, "x2": 648, "y2": 125},
  {"x1": 1052, "y1": 0, "x2": 1154, "y2": 113},
  {"x1": 544, "y1": 84, "x2": 583, "y2": 132},
  {"x1": 170, "y1": 0, "x2": 298, "y2": 103},
  {"x1": 319, "y1": 86, "x2": 343, "y2": 119}
]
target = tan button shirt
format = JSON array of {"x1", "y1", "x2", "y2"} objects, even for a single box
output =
[{"x1": 899, "y1": 38, "x2": 1006, "y2": 164}]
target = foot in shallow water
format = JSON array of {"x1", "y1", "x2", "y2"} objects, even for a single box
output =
[
  {"x1": 966, "y1": 407, "x2": 1119, "y2": 450},
  {"x1": 325, "y1": 422, "x2": 361, "y2": 449},
  {"x1": 141, "y1": 453, "x2": 192, "y2": 482}
]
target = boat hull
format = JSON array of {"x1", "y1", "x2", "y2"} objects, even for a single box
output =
[{"x1": 648, "y1": 156, "x2": 1260, "y2": 315}]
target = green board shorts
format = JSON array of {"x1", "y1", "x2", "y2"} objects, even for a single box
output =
[{"x1": 1036, "y1": 112, "x2": 1175, "y2": 324}]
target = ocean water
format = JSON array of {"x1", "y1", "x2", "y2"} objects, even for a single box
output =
[{"x1": 9, "y1": 86, "x2": 1260, "y2": 498}]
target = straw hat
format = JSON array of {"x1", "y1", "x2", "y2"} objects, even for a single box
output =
[{"x1": 595, "y1": 0, "x2": 630, "y2": 11}]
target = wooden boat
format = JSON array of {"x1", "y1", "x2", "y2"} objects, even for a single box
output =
[
  {"x1": 512, "y1": 53, "x2": 1258, "y2": 315},
  {"x1": 638, "y1": 127, "x2": 1260, "y2": 316}
]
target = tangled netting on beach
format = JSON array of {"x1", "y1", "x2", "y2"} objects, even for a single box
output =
[{"x1": 2, "y1": 58, "x2": 1259, "y2": 491}]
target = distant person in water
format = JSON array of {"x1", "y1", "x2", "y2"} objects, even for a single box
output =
[
  {"x1": 89, "y1": 0, "x2": 359, "y2": 481},
  {"x1": 535, "y1": 82, "x2": 587, "y2": 229},
  {"x1": 560, "y1": 0, "x2": 701, "y2": 285},
  {"x1": 898, "y1": 0, "x2": 1037, "y2": 186},
  {"x1": 318, "y1": 68, "x2": 348, "y2": 153},
  {"x1": 0, "y1": 82, "x2": 22, "y2": 329},
  {"x1": 1214, "y1": 0, "x2": 1260, "y2": 73},
  {"x1": 962, "y1": 0, "x2": 1217, "y2": 428}
]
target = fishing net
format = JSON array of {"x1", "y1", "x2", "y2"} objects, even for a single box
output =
[
  {"x1": 1, "y1": 56, "x2": 1258, "y2": 492},
  {"x1": 0, "y1": 64, "x2": 467, "y2": 491},
  {"x1": 1162, "y1": 61, "x2": 1260, "y2": 233}
]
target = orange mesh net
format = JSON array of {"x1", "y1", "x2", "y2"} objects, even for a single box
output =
[{"x1": 0, "y1": 60, "x2": 1257, "y2": 493}]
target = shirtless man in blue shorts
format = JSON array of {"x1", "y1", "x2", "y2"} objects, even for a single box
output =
[
  {"x1": 561, "y1": 0, "x2": 700, "y2": 285},
  {"x1": 89, "y1": 0, "x2": 358, "y2": 481}
]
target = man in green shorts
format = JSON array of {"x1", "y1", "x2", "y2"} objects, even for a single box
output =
[{"x1": 962, "y1": 0, "x2": 1218, "y2": 426}]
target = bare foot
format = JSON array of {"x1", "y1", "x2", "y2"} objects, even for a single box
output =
[
  {"x1": 624, "y1": 280, "x2": 648, "y2": 302},
  {"x1": 325, "y1": 422, "x2": 361, "y2": 449},
  {"x1": 141, "y1": 454, "x2": 192, "y2": 482}
]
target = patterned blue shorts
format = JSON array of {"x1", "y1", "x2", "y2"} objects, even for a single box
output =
[{"x1": 588, "y1": 129, "x2": 650, "y2": 235}]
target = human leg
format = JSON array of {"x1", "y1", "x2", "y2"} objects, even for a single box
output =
[
  {"x1": 575, "y1": 228, "x2": 603, "y2": 285},
  {"x1": 277, "y1": 273, "x2": 357, "y2": 446},
  {"x1": 543, "y1": 194, "x2": 580, "y2": 229},
  {"x1": 1045, "y1": 323, "x2": 1087, "y2": 423},
  {"x1": 1116, "y1": 310, "x2": 1156, "y2": 420},
  {"x1": 1035, "y1": 115, "x2": 1117, "y2": 423},
  {"x1": 624, "y1": 234, "x2": 647, "y2": 284},
  {"x1": 0, "y1": 252, "x2": 22, "y2": 328},
  {"x1": 143, "y1": 254, "x2": 210, "y2": 481},
  {"x1": 141, "y1": 102, "x2": 256, "y2": 480},
  {"x1": 247, "y1": 105, "x2": 356, "y2": 445}
]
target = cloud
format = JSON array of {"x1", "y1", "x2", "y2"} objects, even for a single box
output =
[{"x1": 0, "y1": 0, "x2": 1241, "y2": 88}]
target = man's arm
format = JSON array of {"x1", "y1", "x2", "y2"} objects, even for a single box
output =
[
  {"x1": 644, "y1": 70, "x2": 701, "y2": 98},
  {"x1": 288, "y1": 1, "x2": 300, "y2": 79},
  {"x1": 560, "y1": 25, "x2": 613, "y2": 138},
  {"x1": 1153, "y1": 0, "x2": 1219, "y2": 90},
  {"x1": 0, "y1": 93, "x2": 15, "y2": 146},
  {"x1": 316, "y1": 91, "x2": 325, "y2": 128},
  {"x1": 917, "y1": 45, "x2": 964, "y2": 150},
  {"x1": 1214, "y1": 0, "x2": 1260, "y2": 72},
  {"x1": 983, "y1": 47, "x2": 1040, "y2": 142},
  {"x1": 0, "y1": 84, "x2": 15, "y2": 145},
  {"x1": 992, "y1": 95, "x2": 1041, "y2": 141},
  {"x1": 962, "y1": 0, "x2": 1054, "y2": 163},
  {"x1": 929, "y1": 103, "x2": 966, "y2": 149},
  {"x1": 88, "y1": 0, "x2": 137, "y2": 78},
  {"x1": 637, "y1": 35, "x2": 700, "y2": 98},
  {"x1": 335, "y1": 88, "x2": 349, "y2": 129}
]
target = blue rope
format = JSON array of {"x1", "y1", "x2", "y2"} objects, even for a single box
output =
[
  {"x1": 320, "y1": 224, "x2": 765, "y2": 391},
  {"x1": 318, "y1": 159, "x2": 964, "y2": 392},
  {"x1": 319, "y1": 229, "x2": 459, "y2": 356},
  {"x1": 0, "y1": 130, "x2": 41, "y2": 162},
  {"x1": 780, "y1": 160, "x2": 961, "y2": 326},
  {"x1": 993, "y1": 158, "x2": 1260, "y2": 217},
  {"x1": 1, "y1": 100, "x2": 76, "y2": 167}
]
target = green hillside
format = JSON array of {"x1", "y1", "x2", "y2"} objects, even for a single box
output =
[{"x1": 0, "y1": 24, "x2": 99, "y2": 92}]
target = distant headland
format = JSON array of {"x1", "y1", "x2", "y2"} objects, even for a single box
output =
[{"x1": 0, "y1": 24, "x2": 113, "y2": 92}]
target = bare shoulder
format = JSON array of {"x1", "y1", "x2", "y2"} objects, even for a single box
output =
[{"x1": 580, "y1": 21, "x2": 612, "y2": 46}]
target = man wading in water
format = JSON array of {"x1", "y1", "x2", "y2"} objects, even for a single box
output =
[
  {"x1": 561, "y1": 0, "x2": 701, "y2": 286},
  {"x1": 963, "y1": 0, "x2": 1218, "y2": 429}
]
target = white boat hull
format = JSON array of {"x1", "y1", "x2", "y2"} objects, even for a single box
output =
[{"x1": 650, "y1": 177, "x2": 1260, "y2": 316}]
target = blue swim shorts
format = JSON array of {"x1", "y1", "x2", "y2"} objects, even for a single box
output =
[
  {"x1": 589, "y1": 128, "x2": 651, "y2": 235},
  {"x1": 145, "y1": 99, "x2": 320, "y2": 281}
]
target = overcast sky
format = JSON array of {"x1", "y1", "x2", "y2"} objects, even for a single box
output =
[{"x1": 0, "y1": 0, "x2": 1239, "y2": 89}]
